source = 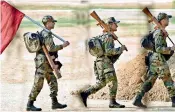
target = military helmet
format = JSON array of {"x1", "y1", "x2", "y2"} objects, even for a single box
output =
[
  {"x1": 157, "y1": 13, "x2": 172, "y2": 22},
  {"x1": 42, "y1": 15, "x2": 57, "y2": 25},
  {"x1": 107, "y1": 17, "x2": 120, "y2": 24}
]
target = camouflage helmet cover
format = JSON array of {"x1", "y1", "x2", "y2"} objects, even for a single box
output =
[
  {"x1": 107, "y1": 17, "x2": 120, "y2": 24},
  {"x1": 157, "y1": 13, "x2": 172, "y2": 22},
  {"x1": 42, "y1": 15, "x2": 57, "y2": 24}
]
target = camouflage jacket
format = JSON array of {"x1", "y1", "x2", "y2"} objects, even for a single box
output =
[
  {"x1": 151, "y1": 29, "x2": 172, "y2": 65},
  {"x1": 97, "y1": 33, "x2": 122, "y2": 63},
  {"x1": 35, "y1": 29, "x2": 63, "y2": 68}
]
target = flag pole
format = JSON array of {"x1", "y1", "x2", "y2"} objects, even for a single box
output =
[{"x1": 24, "y1": 15, "x2": 65, "y2": 42}]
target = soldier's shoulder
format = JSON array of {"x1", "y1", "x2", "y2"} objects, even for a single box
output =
[
  {"x1": 104, "y1": 33, "x2": 113, "y2": 41},
  {"x1": 102, "y1": 32, "x2": 112, "y2": 37},
  {"x1": 40, "y1": 30, "x2": 52, "y2": 38},
  {"x1": 154, "y1": 29, "x2": 163, "y2": 36},
  {"x1": 101, "y1": 32, "x2": 112, "y2": 38}
]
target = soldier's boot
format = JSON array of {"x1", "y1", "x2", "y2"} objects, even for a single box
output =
[
  {"x1": 51, "y1": 97, "x2": 67, "y2": 109},
  {"x1": 80, "y1": 90, "x2": 91, "y2": 107},
  {"x1": 26, "y1": 100, "x2": 42, "y2": 111},
  {"x1": 109, "y1": 98, "x2": 125, "y2": 108},
  {"x1": 133, "y1": 94, "x2": 147, "y2": 108},
  {"x1": 171, "y1": 96, "x2": 175, "y2": 107}
]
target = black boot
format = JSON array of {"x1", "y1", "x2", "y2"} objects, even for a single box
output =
[
  {"x1": 51, "y1": 97, "x2": 67, "y2": 109},
  {"x1": 133, "y1": 94, "x2": 147, "y2": 108},
  {"x1": 26, "y1": 100, "x2": 42, "y2": 111},
  {"x1": 80, "y1": 90, "x2": 91, "y2": 107},
  {"x1": 171, "y1": 96, "x2": 175, "y2": 107},
  {"x1": 109, "y1": 98, "x2": 125, "y2": 108}
]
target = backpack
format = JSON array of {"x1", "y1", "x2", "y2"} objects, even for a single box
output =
[
  {"x1": 141, "y1": 31, "x2": 155, "y2": 51},
  {"x1": 23, "y1": 31, "x2": 43, "y2": 53},
  {"x1": 88, "y1": 36, "x2": 104, "y2": 57},
  {"x1": 141, "y1": 30, "x2": 174, "y2": 61}
]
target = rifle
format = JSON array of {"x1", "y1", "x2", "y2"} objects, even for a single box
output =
[
  {"x1": 42, "y1": 45, "x2": 62, "y2": 79},
  {"x1": 142, "y1": 7, "x2": 174, "y2": 61},
  {"x1": 142, "y1": 7, "x2": 174, "y2": 45},
  {"x1": 37, "y1": 32, "x2": 62, "y2": 79},
  {"x1": 90, "y1": 11, "x2": 128, "y2": 51}
]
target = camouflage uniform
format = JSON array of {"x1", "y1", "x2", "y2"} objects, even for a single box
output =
[
  {"x1": 28, "y1": 30, "x2": 63, "y2": 101},
  {"x1": 84, "y1": 33, "x2": 123, "y2": 98},
  {"x1": 138, "y1": 29, "x2": 175, "y2": 98}
]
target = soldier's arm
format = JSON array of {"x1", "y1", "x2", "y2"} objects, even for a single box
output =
[
  {"x1": 43, "y1": 32, "x2": 63, "y2": 52},
  {"x1": 104, "y1": 35, "x2": 122, "y2": 56},
  {"x1": 155, "y1": 31, "x2": 172, "y2": 54}
]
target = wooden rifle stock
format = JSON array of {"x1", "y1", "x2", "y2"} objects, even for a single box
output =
[
  {"x1": 90, "y1": 11, "x2": 118, "y2": 40},
  {"x1": 142, "y1": 7, "x2": 174, "y2": 45},
  {"x1": 142, "y1": 7, "x2": 153, "y2": 18},
  {"x1": 42, "y1": 45, "x2": 62, "y2": 79},
  {"x1": 90, "y1": 11, "x2": 128, "y2": 51}
]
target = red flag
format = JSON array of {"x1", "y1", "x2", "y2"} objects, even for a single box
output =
[{"x1": 1, "y1": 1, "x2": 25, "y2": 54}]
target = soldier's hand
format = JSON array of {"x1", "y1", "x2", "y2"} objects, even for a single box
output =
[
  {"x1": 121, "y1": 45, "x2": 127, "y2": 52},
  {"x1": 62, "y1": 41, "x2": 70, "y2": 48}
]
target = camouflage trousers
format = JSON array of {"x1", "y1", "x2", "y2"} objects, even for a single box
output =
[
  {"x1": 138, "y1": 62, "x2": 175, "y2": 98},
  {"x1": 84, "y1": 56, "x2": 118, "y2": 98},
  {"x1": 29, "y1": 63, "x2": 58, "y2": 101}
]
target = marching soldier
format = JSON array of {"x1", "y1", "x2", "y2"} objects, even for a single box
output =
[
  {"x1": 80, "y1": 17, "x2": 126, "y2": 108},
  {"x1": 26, "y1": 15, "x2": 69, "y2": 111},
  {"x1": 133, "y1": 13, "x2": 175, "y2": 108}
]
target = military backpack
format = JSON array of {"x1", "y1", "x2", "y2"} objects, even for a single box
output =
[
  {"x1": 88, "y1": 36, "x2": 104, "y2": 57},
  {"x1": 141, "y1": 31, "x2": 155, "y2": 51},
  {"x1": 141, "y1": 30, "x2": 174, "y2": 61},
  {"x1": 23, "y1": 32, "x2": 43, "y2": 53}
]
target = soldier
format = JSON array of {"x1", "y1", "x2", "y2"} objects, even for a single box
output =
[
  {"x1": 26, "y1": 15, "x2": 70, "y2": 111},
  {"x1": 133, "y1": 13, "x2": 175, "y2": 108},
  {"x1": 80, "y1": 17, "x2": 126, "y2": 108}
]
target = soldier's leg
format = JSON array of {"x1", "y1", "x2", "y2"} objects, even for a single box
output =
[
  {"x1": 45, "y1": 72, "x2": 58, "y2": 97},
  {"x1": 27, "y1": 69, "x2": 44, "y2": 111},
  {"x1": 29, "y1": 70, "x2": 44, "y2": 101},
  {"x1": 105, "y1": 71, "x2": 125, "y2": 108},
  {"x1": 107, "y1": 72, "x2": 117, "y2": 99},
  {"x1": 45, "y1": 72, "x2": 67, "y2": 109},
  {"x1": 80, "y1": 60, "x2": 106, "y2": 107},
  {"x1": 84, "y1": 60, "x2": 106, "y2": 94},
  {"x1": 133, "y1": 70, "x2": 158, "y2": 108},
  {"x1": 159, "y1": 66, "x2": 175, "y2": 107},
  {"x1": 139, "y1": 71, "x2": 158, "y2": 96}
]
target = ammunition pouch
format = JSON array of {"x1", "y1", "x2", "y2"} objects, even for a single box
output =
[
  {"x1": 49, "y1": 51, "x2": 62, "y2": 69},
  {"x1": 108, "y1": 54, "x2": 121, "y2": 64},
  {"x1": 54, "y1": 61, "x2": 62, "y2": 69},
  {"x1": 49, "y1": 52, "x2": 58, "y2": 59}
]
